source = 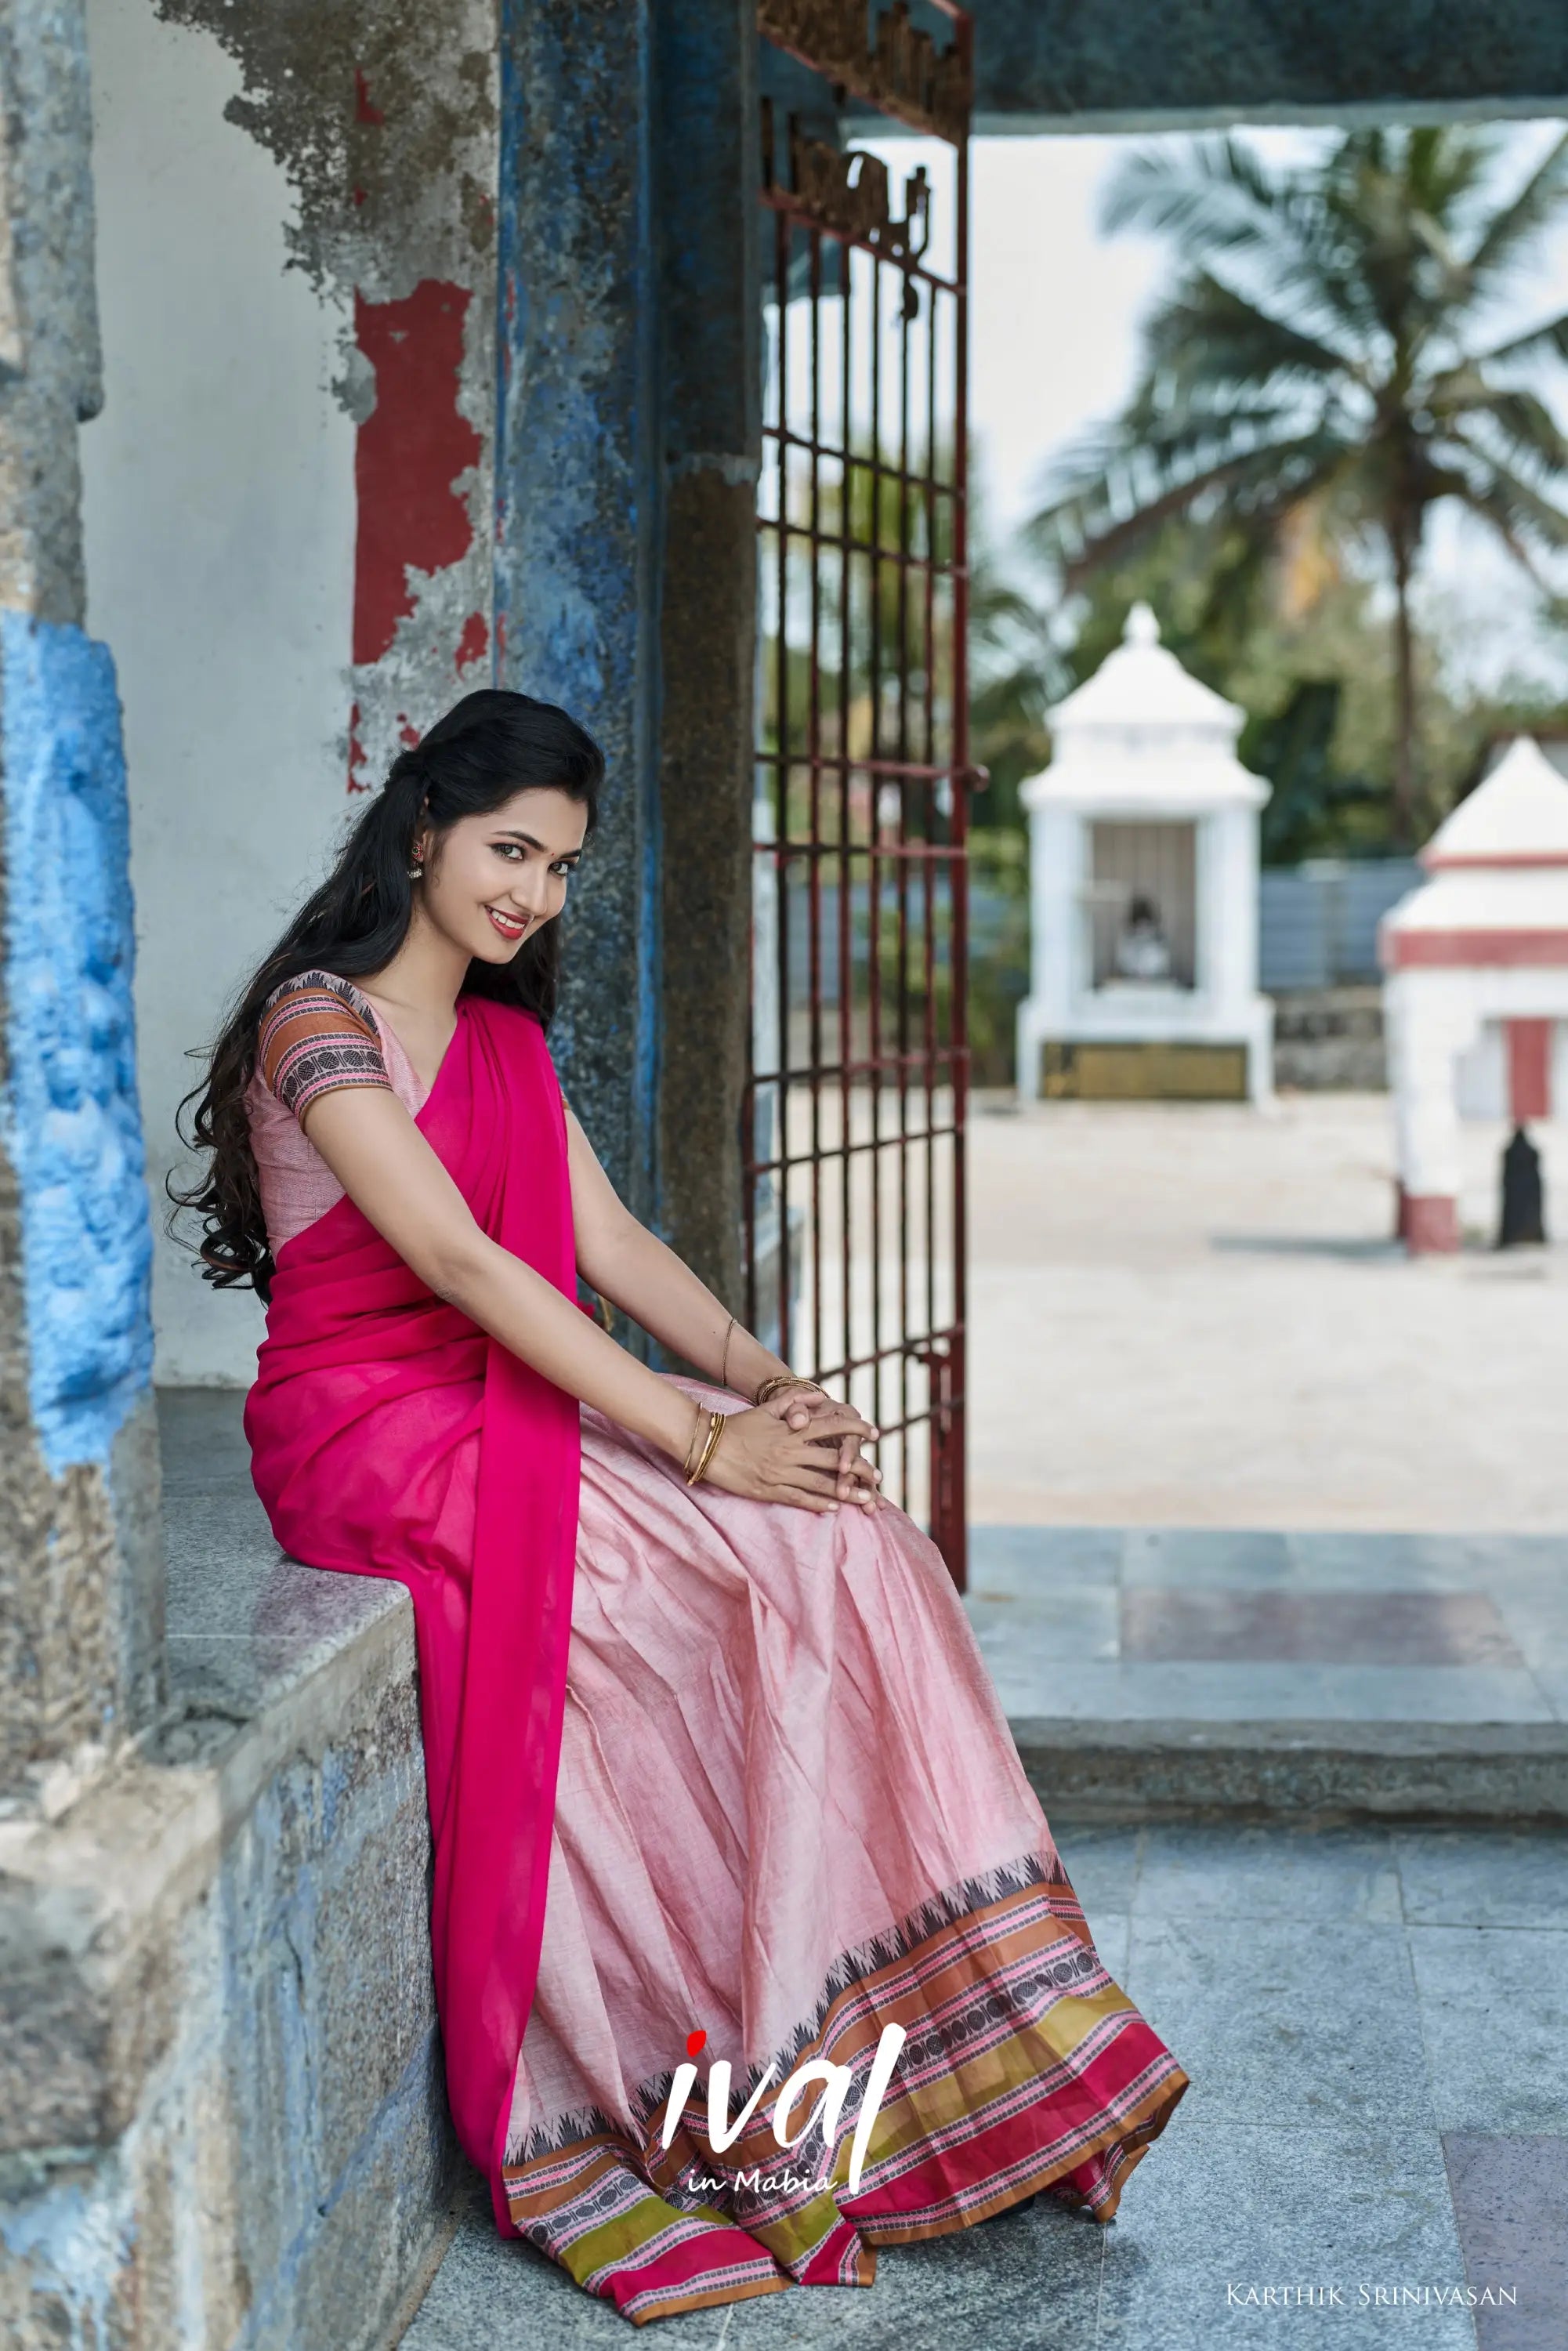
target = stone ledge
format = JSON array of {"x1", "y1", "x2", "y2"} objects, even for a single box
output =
[
  {"x1": 1012, "y1": 1717, "x2": 1568, "y2": 1823},
  {"x1": 0, "y1": 1393, "x2": 459, "y2": 2351}
]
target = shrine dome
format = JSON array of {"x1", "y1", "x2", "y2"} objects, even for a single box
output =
[
  {"x1": 1382, "y1": 737, "x2": 1568, "y2": 973},
  {"x1": 1038, "y1": 604, "x2": 1266, "y2": 808},
  {"x1": 1419, "y1": 735, "x2": 1568, "y2": 871},
  {"x1": 1378, "y1": 736, "x2": 1568, "y2": 1255}
]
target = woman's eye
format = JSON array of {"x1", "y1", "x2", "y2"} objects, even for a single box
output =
[
  {"x1": 494, "y1": 842, "x2": 525, "y2": 861},
  {"x1": 551, "y1": 860, "x2": 575, "y2": 878}
]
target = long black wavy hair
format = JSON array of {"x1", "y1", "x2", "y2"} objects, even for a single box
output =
[{"x1": 171, "y1": 689, "x2": 604, "y2": 1301}]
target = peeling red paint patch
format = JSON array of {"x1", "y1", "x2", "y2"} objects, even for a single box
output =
[
  {"x1": 352, "y1": 281, "x2": 482, "y2": 668},
  {"x1": 455, "y1": 612, "x2": 488, "y2": 672},
  {"x1": 398, "y1": 718, "x2": 421, "y2": 748},
  {"x1": 354, "y1": 67, "x2": 385, "y2": 125}
]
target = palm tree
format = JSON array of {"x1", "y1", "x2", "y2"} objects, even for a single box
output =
[{"x1": 1030, "y1": 128, "x2": 1568, "y2": 845}]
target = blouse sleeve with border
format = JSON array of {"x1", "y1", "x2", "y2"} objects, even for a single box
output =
[{"x1": 257, "y1": 970, "x2": 393, "y2": 1123}]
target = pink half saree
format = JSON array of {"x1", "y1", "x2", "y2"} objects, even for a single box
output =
[{"x1": 245, "y1": 992, "x2": 1188, "y2": 2326}]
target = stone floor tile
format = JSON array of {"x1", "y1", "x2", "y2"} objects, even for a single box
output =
[
  {"x1": 1395, "y1": 1828, "x2": 1568, "y2": 1930},
  {"x1": 1095, "y1": 2120, "x2": 1474, "y2": 2349},
  {"x1": 1134, "y1": 1821, "x2": 1401, "y2": 1925},
  {"x1": 1122, "y1": 1529, "x2": 1292, "y2": 1588},
  {"x1": 1085, "y1": 1910, "x2": 1131, "y2": 1984},
  {"x1": 1530, "y1": 1667, "x2": 1568, "y2": 1721},
  {"x1": 1410, "y1": 1928, "x2": 1568, "y2": 2133},
  {"x1": 1284, "y1": 1532, "x2": 1478, "y2": 1590},
  {"x1": 966, "y1": 1586, "x2": 1121, "y2": 1665},
  {"x1": 1121, "y1": 1915, "x2": 1430, "y2": 2129},
  {"x1": 1121, "y1": 1588, "x2": 1523, "y2": 1667},
  {"x1": 994, "y1": 1660, "x2": 1556, "y2": 1723},
  {"x1": 1046, "y1": 1820, "x2": 1146, "y2": 1917},
  {"x1": 1443, "y1": 2132, "x2": 1568, "y2": 2350},
  {"x1": 968, "y1": 1524, "x2": 1126, "y2": 1588},
  {"x1": 401, "y1": 2181, "x2": 1106, "y2": 2349},
  {"x1": 1483, "y1": 1610, "x2": 1568, "y2": 1674},
  {"x1": 985, "y1": 1660, "x2": 1126, "y2": 1718}
]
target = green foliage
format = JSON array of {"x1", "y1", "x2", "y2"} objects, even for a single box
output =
[{"x1": 1023, "y1": 125, "x2": 1568, "y2": 849}]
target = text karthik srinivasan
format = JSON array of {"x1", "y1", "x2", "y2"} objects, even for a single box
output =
[{"x1": 1226, "y1": 2283, "x2": 1517, "y2": 2309}]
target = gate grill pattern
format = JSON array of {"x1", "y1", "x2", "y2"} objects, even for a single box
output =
[{"x1": 747, "y1": 3, "x2": 972, "y2": 1582}]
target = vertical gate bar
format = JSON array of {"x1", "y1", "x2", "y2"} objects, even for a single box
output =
[
  {"x1": 894, "y1": 228, "x2": 913, "y2": 1509},
  {"x1": 806, "y1": 223, "x2": 824, "y2": 1378},
  {"x1": 867, "y1": 240, "x2": 885, "y2": 1469},
  {"x1": 838, "y1": 233, "x2": 855, "y2": 1417},
  {"x1": 922, "y1": 271, "x2": 939, "y2": 1410},
  {"x1": 946, "y1": 77, "x2": 972, "y2": 1586},
  {"x1": 773, "y1": 205, "x2": 791, "y2": 1367}
]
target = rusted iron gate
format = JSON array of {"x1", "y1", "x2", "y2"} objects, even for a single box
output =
[{"x1": 747, "y1": 2, "x2": 973, "y2": 1584}]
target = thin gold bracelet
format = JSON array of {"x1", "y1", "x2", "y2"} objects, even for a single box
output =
[
  {"x1": 753, "y1": 1373, "x2": 824, "y2": 1408},
  {"x1": 686, "y1": 1407, "x2": 726, "y2": 1486},
  {"x1": 683, "y1": 1404, "x2": 712, "y2": 1482},
  {"x1": 720, "y1": 1313, "x2": 736, "y2": 1391}
]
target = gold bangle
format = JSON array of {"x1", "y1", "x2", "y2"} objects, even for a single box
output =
[
  {"x1": 683, "y1": 1404, "x2": 712, "y2": 1482},
  {"x1": 720, "y1": 1313, "x2": 736, "y2": 1390},
  {"x1": 697, "y1": 1412, "x2": 727, "y2": 1485},
  {"x1": 753, "y1": 1373, "x2": 824, "y2": 1408},
  {"x1": 686, "y1": 1407, "x2": 726, "y2": 1486}
]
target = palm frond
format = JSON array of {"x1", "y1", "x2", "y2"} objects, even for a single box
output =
[
  {"x1": 1441, "y1": 433, "x2": 1568, "y2": 561},
  {"x1": 1101, "y1": 136, "x2": 1286, "y2": 255},
  {"x1": 1465, "y1": 129, "x2": 1568, "y2": 288},
  {"x1": 1434, "y1": 386, "x2": 1568, "y2": 479},
  {"x1": 1140, "y1": 272, "x2": 1368, "y2": 399},
  {"x1": 1032, "y1": 429, "x2": 1353, "y2": 588},
  {"x1": 1470, "y1": 308, "x2": 1568, "y2": 373}
]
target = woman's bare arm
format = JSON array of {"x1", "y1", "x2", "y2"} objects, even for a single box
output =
[
  {"x1": 297, "y1": 1085, "x2": 874, "y2": 1511},
  {"x1": 563, "y1": 1103, "x2": 789, "y2": 1399},
  {"x1": 563, "y1": 1104, "x2": 882, "y2": 1505}
]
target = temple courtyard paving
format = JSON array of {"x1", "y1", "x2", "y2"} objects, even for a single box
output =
[{"x1": 966, "y1": 1092, "x2": 1568, "y2": 1534}]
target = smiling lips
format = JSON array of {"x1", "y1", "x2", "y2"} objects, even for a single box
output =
[{"x1": 486, "y1": 905, "x2": 531, "y2": 941}]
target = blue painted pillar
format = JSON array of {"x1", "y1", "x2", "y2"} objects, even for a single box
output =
[
  {"x1": 495, "y1": 0, "x2": 759, "y2": 1314},
  {"x1": 0, "y1": 0, "x2": 161, "y2": 1793},
  {"x1": 495, "y1": 0, "x2": 663, "y2": 1231}
]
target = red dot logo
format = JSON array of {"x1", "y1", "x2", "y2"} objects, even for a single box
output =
[{"x1": 685, "y1": 2029, "x2": 708, "y2": 2059}]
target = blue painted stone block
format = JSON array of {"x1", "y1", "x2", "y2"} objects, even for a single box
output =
[{"x1": 0, "y1": 610, "x2": 154, "y2": 1473}]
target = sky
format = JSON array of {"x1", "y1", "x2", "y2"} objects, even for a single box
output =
[{"x1": 862, "y1": 125, "x2": 1568, "y2": 695}]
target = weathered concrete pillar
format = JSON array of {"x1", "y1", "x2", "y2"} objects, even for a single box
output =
[
  {"x1": 0, "y1": 0, "x2": 161, "y2": 1807},
  {"x1": 653, "y1": 0, "x2": 760, "y2": 1311},
  {"x1": 496, "y1": 0, "x2": 759, "y2": 1305}
]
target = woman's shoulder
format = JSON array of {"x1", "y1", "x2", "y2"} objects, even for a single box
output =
[
  {"x1": 257, "y1": 968, "x2": 391, "y2": 1116},
  {"x1": 259, "y1": 966, "x2": 381, "y2": 1031}
]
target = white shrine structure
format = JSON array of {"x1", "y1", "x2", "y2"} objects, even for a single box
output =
[
  {"x1": 1380, "y1": 735, "x2": 1568, "y2": 1252},
  {"x1": 1016, "y1": 604, "x2": 1275, "y2": 1103}
]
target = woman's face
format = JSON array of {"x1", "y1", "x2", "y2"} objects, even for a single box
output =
[{"x1": 414, "y1": 786, "x2": 589, "y2": 965}]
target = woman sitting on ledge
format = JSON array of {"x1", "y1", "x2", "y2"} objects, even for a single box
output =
[{"x1": 175, "y1": 690, "x2": 1186, "y2": 2326}]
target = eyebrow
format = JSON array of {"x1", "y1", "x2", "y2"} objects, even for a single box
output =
[{"x1": 494, "y1": 829, "x2": 583, "y2": 859}]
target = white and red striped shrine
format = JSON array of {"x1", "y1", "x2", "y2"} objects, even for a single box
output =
[{"x1": 1380, "y1": 737, "x2": 1568, "y2": 1252}]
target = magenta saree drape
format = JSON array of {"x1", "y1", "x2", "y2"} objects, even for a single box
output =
[{"x1": 244, "y1": 996, "x2": 581, "y2": 2230}]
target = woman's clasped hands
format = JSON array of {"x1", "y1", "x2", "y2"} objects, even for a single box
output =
[{"x1": 701, "y1": 1388, "x2": 883, "y2": 1514}]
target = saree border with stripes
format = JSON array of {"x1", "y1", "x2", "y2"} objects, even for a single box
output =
[{"x1": 501, "y1": 1849, "x2": 1189, "y2": 2325}]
